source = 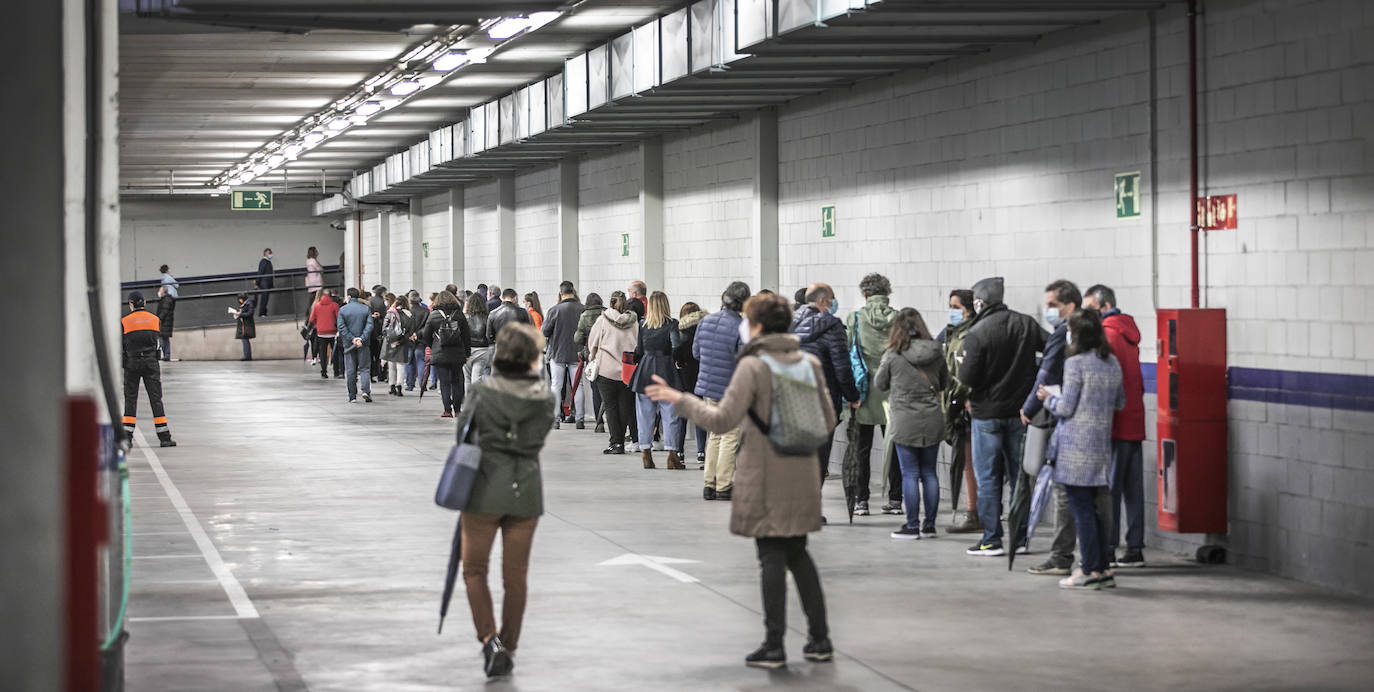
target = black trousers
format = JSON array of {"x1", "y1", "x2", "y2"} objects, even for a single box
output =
[
  {"x1": 816, "y1": 402, "x2": 842, "y2": 482},
  {"x1": 257, "y1": 289, "x2": 270, "y2": 316},
  {"x1": 123, "y1": 358, "x2": 171, "y2": 442},
  {"x1": 435, "y1": 364, "x2": 466, "y2": 415},
  {"x1": 314, "y1": 335, "x2": 337, "y2": 376},
  {"x1": 595, "y1": 376, "x2": 634, "y2": 447},
  {"x1": 755, "y1": 536, "x2": 828, "y2": 648},
  {"x1": 855, "y1": 423, "x2": 899, "y2": 503}
]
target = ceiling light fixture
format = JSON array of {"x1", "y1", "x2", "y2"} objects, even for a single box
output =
[
  {"x1": 467, "y1": 47, "x2": 495, "y2": 64},
  {"x1": 268, "y1": 154, "x2": 285, "y2": 166},
  {"x1": 487, "y1": 17, "x2": 531, "y2": 39},
  {"x1": 390, "y1": 80, "x2": 422, "y2": 96},
  {"x1": 328, "y1": 117, "x2": 352, "y2": 131},
  {"x1": 303, "y1": 131, "x2": 326, "y2": 146},
  {"x1": 355, "y1": 101, "x2": 383, "y2": 116},
  {"x1": 432, "y1": 52, "x2": 469, "y2": 71},
  {"x1": 284, "y1": 144, "x2": 304, "y2": 159}
]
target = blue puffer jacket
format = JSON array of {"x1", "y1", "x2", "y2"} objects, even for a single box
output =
[
  {"x1": 790, "y1": 305, "x2": 860, "y2": 409},
  {"x1": 691, "y1": 308, "x2": 743, "y2": 400}
]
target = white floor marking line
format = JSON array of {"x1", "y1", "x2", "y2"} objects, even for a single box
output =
[
  {"x1": 598, "y1": 553, "x2": 701, "y2": 583},
  {"x1": 129, "y1": 615, "x2": 249, "y2": 623},
  {"x1": 134, "y1": 430, "x2": 260, "y2": 619},
  {"x1": 132, "y1": 554, "x2": 205, "y2": 560}
]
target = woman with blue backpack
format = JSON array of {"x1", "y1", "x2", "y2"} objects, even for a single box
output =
[{"x1": 646, "y1": 293, "x2": 836, "y2": 670}]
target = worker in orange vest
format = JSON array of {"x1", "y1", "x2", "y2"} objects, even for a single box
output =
[{"x1": 122, "y1": 291, "x2": 176, "y2": 447}]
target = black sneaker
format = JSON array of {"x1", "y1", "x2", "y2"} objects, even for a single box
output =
[
  {"x1": 802, "y1": 639, "x2": 833, "y2": 663},
  {"x1": 159, "y1": 439, "x2": 177, "y2": 448},
  {"x1": 890, "y1": 526, "x2": 922, "y2": 540},
  {"x1": 1116, "y1": 551, "x2": 1146, "y2": 568},
  {"x1": 563, "y1": 415, "x2": 576, "y2": 424},
  {"x1": 715, "y1": 489, "x2": 732, "y2": 501},
  {"x1": 482, "y1": 636, "x2": 513, "y2": 678},
  {"x1": 595, "y1": 422, "x2": 606, "y2": 434},
  {"x1": 697, "y1": 451, "x2": 705, "y2": 463},
  {"x1": 853, "y1": 500, "x2": 869, "y2": 516},
  {"x1": 880, "y1": 500, "x2": 903, "y2": 515},
  {"x1": 920, "y1": 527, "x2": 938, "y2": 538},
  {"x1": 602, "y1": 444, "x2": 624, "y2": 455},
  {"x1": 703, "y1": 486, "x2": 716, "y2": 501},
  {"x1": 320, "y1": 372, "x2": 329, "y2": 379},
  {"x1": 745, "y1": 645, "x2": 786, "y2": 670},
  {"x1": 361, "y1": 394, "x2": 373, "y2": 403},
  {"x1": 576, "y1": 421, "x2": 586, "y2": 430},
  {"x1": 1026, "y1": 559, "x2": 1072, "y2": 576},
  {"x1": 966, "y1": 542, "x2": 1005, "y2": 557}
]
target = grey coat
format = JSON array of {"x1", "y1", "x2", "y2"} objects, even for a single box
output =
[
  {"x1": 1047, "y1": 353, "x2": 1126, "y2": 487},
  {"x1": 874, "y1": 340, "x2": 949, "y2": 448}
]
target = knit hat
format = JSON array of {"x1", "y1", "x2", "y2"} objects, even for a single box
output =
[{"x1": 128, "y1": 291, "x2": 146, "y2": 308}]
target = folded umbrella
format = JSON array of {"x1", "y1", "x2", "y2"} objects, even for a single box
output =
[
  {"x1": 1006, "y1": 469, "x2": 1033, "y2": 571},
  {"x1": 841, "y1": 413, "x2": 862, "y2": 524},
  {"x1": 1025, "y1": 465, "x2": 1056, "y2": 543},
  {"x1": 418, "y1": 358, "x2": 431, "y2": 402},
  {"x1": 1008, "y1": 419, "x2": 1053, "y2": 570},
  {"x1": 948, "y1": 429, "x2": 965, "y2": 516},
  {"x1": 438, "y1": 515, "x2": 462, "y2": 634}
]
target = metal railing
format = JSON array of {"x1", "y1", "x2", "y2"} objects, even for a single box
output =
[{"x1": 120, "y1": 265, "x2": 344, "y2": 329}]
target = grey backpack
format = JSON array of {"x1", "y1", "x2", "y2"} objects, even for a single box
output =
[{"x1": 747, "y1": 354, "x2": 831, "y2": 456}]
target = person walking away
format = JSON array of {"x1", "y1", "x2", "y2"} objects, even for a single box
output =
[
  {"x1": 875, "y1": 308, "x2": 948, "y2": 539},
  {"x1": 959, "y1": 277, "x2": 1047, "y2": 556},
  {"x1": 463, "y1": 292, "x2": 492, "y2": 385},
  {"x1": 629, "y1": 291, "x2": 685, "y2": 469},
  {"x1": 790, "y1": 283, "x2": 861, "y2": 484},
  {"x1": 847, "y1": 273, "x2": 899, "y2": 516},
  {"x1": 674, "y1": 302, "x2": 708, "y2": 465},
  {"x1": 421, "y1": 290, "x2": 472, "y2": 418},
  {"x1": 229, "y1": 292, "x2": 255, "y2": 361},
  {"x1": 487, "y1": 288, "x2": 532, "y2": 343},
  {"x1": 383, "y1": 294, "x2": 416, "y2": 396},
  {"x1": 158, "y1": 264, "x2": 179, "y2": 298},
  {"x1": 309, "y1": 289, "x2": 340, "y2": 379},
  {"x1": 406, "y1": 290, "x2": 431, "y2": 390},
  {"x1": 939, "y1": 289, "x2": 980, "y2": 533},
  {"x1": 694, "y1": 281, "x2": 751, "y2": 500},
  {"x1": 254, "y1": 248, "x2": 273, "y2": 316},
  {"x1": 1037, "y1": 310, "x2": 1125, "y2": 589},
  {"x1": 542, "y1": 282, "x2": 587, "y2": 428},
  {"x1": 574, "y1": 293, "x2": 607, "y2": 433},
  {"x1": 586, "y1": 294, "x2": 639, "y2": 455},
  {"x1": 336, "y1": 287, "x2": 374, "y2": 403},
  {"x1": 121, "y1": 291, "x2": 176, "y2": 447},
  {"x1": 646, "y1": 294, "x2": 834, "y2": 669},
  {"x1": 524, "y1": 292, "x2": 544, "y2": 331},
  {"x1": 305, "y1": 246, "x2": 324, "y2": 303},
  {"x1": 1026, "y1": 280, "x2": 1081, "y2": 576},
  {"x1": 368, "y1": 285, "x2": 388, "y2": 383},
  {"x1": 1083, "y1": 284, "x2": 1147, "y2": 568},
  {"x1": 155, "y1": 285, "x2": 176, "y2": 362},
  {"x1": 455, "y1": 323, "x2": 557, "y2": 678}
]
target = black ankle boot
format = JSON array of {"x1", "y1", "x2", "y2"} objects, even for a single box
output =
[{"x1": 482, "y1": 636, "x2": 513, "y2": 677}]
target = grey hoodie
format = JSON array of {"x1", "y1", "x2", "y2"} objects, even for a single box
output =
[{"x1": 874, "y1": 340, "x2": 950, "y2": 448}]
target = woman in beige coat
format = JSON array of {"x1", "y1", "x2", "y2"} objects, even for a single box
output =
[
  {"x1": 586, "y1": 292, "x2": 640, "y2": 457},
  {"x1": 647, "y1": 293, "x2": 836, "y2": 670}
]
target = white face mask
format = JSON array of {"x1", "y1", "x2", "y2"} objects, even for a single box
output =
[
  {"x1": 1066, "y1": 330, "x2": 1073, "y2": 346},
  {"x1": 973, "y1": 298, "x2": 986, "y2": 315},
  {"x1": 738, "y1": 317, "x2": 752, "y2": 345}
]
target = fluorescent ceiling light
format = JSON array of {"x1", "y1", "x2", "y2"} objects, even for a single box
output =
[
  {"x1": 355, "y1": 101, "x2": 383, "y2": 116},
  {"x1": 432, "y1": 52, "x2": 469, "y2": 71},
  {"x1": 328, "y1": 117, "x2": 351, "y2": 131},
  {"x1": 529, "y1": 12, "x2": 560, "y2": 29},
  {"x1": 303, "y1": 131, "x2": 326, "y2": 145},
  {"x1": 228, "y1": 177, "x2": 243, "y2": 186},
  {"x1": 252, "y1": 164, "x2": 269, "y2": 175},
  {"x1": 349, "y1": 114, "x2": 370, "y2": 126},
  {"x1": 380, "y1": 99, "x2": 402, "y2": 110},
  {"x1": 467, "y1": 47, "x2": 495, "y2": 63},
  {"x1": 390, "y1": 80, "x2": 421, "y2": 96},
  {"x1": 284, "y1": 144, "x2": 304, "y2": 158},
  {"x1": 488, "y1": 17, "x2": 531, "y2": 39},
  {"x1": 267, "y1": 154, "x2": 285, "y2": 166},
  {"x1": 418, "y1": 75, "x2": 443, "y2": 89}
]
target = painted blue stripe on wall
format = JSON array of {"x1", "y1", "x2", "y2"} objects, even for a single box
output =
[{"x1": 1137, "y1": 362, "x2": 1373, "y2": 412}]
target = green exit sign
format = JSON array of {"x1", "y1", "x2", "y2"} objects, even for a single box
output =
[
  {"x1": 821, "y1": 205, "x2": 836, "y2": 238},
  {"x1": 232, "y1": 190, "x2": 273, "y2": 211},
  {"x1": 1115, "y1": 172, "x2": 1140, "y2": 219},
  {"x1": 621, "y1": 233, "x2": 630, "y2": 257}
]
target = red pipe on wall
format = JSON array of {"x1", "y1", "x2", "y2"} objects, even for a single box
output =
[
  {"x1": 1188, "y1": 0, "x2": 1200, "y2": 309},
  {"x1": 66, "y1": 397, "x2": 104, "y2": 692}
]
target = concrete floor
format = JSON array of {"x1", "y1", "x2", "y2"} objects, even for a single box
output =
[{"x1": 124, "y1": 361, "x2": 1374, "y2": 692}]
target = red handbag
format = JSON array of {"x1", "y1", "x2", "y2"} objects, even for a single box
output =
[{"x1": 620, "y1": 351, "x2": 638, "y2": 386}]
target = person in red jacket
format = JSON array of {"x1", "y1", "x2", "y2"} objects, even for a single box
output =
[
  {"x1": 309, "y1": 289, "x2": 341, "y2": 379},
  {"x1": 1084, "y1": 285, "x2": 1146, "y2": 568}
]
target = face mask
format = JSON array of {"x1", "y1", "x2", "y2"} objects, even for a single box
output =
[
  {"x1": 827, "y1": 301, "x2": 839, "y2": 316},
  {"x1": 1044, "y1": 307, "x2": 1064, "y2": 328},
  {"x1": 949, "y1": 309, "x2": 965, "y2": 326},
  {"x1": 737, "y1": 317, "x2": 752, "y2": 345},
  {"x1": 266, "y1": 253, "x2": 273, "y2": 260},
  {"x1": 973, "y1": 298, "x2": 986, "y2": 315}
]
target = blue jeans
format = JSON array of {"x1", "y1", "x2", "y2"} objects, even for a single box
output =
[
  {"x1": 344, "y1": 343, "x2": 371, "y2": 400},
  {"x1": 635, "y1": 393, "x2": 681, "y2": 451},
  {"x1": 971, "y1": 416, "x2": 1027, "y2": 546},
  {"x1": 895, "y1": 443, "x2": 940, "y2": 531},
  {"x1": 240, "y1": 338, "x2": 252, "y2": 360},
  {"x1": 1065, "y1": 484, "x2": 1111, "y2": 574},
  {"x1": 1109, "y1": 440, "x2": 1146, "y2": 553},
  {"x1": 405, "y1": 346, "x2": 425, "y2": 389}
]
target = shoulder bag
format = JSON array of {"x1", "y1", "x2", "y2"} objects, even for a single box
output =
[{"x1": 435, "y1": 392, "x2": 482, "y2": 510}]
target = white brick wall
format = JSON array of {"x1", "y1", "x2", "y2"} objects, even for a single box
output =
[
  {"x1": 360, "y1": 214, "x2": 380, "y2": 290},
  {"x1": 514, "y1": 166, "x2": 560, "y2": 301},
  {"x1": 419, "y1": 192, "x2": 450, "y2": 291},
  {"x1": 578, "y1": 146, "x2": 642, "y2": 295},
  {"x1": 663, "y1": 119, "x2": 758, "y2": 310},
  {"x1": 388, "y1": 211, "x2": 413, "y2": 293},
  {"x1": 464, "y1": 180, "x2": 501, "y2": 289}
]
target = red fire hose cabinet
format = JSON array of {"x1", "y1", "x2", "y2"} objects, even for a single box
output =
[{"x1": 1155, "y1": 309, "x2": 1228, "y2": 535}]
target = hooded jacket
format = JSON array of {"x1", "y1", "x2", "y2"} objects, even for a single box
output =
[
  {"x1": 959, "y1": 278, "x2": 1047, "y2": 420},
  {"x1": 1102, "y1": 308, "x2": 1146, "y2": 441},
  {"x1": 457, "y1": 372, "x2": 557, "y2": 517},
  {"x1": 573, "y1": 304, "x2": 606, "y2": 360},
  {"x1": 875, "y1": 341, "x2": 950, "y2": 448},
  {"x1": 692, "y1": 308, "x2": 744, "y2": 401},
  {"x1": 848, "y1": 295, "x2": 897, "y2": 426},
  {"x1": 586, "y1": 308, "x2": 639, "y2": 380},
  {"x1": 380, "y1": 307, "x2": 414, "y2": 362},
  {"x1": 309, "y1": 298, "x2": 340, "y2": 337},
  {"x1": 487, "y1": 300, "x2": 532, "y2": 344},
  {"x1": 673, "y1": 333, "x2": 835, "y2": 538},
  {"x1": 791, "y1": 304, "x2": 860, "y2": 411},
  {"x1": 542, "y1": 297, "x2": 587, "y2": 364},
  {"x1": 940, "y1": 318, "x2": 973, "y2": 426},
  {"x1": 674, "y1": 310, "x2": 707, "y2": 395}
]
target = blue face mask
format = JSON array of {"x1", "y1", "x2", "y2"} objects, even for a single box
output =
[
  {"x1": 1045, "y1": 307, "x2": 1063, "y2": 328},
  {"x1": 949, "y1": 309, "x2": 965, "y2": 326},
  {"x1": 827, "y1": 301, "x2": 839, "y2": 315}
]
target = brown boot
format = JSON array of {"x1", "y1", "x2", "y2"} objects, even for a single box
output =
[
  {"x1": 641, "y1": 450, "x2": 656, "y2": 469},
  {"x1": 666, "y1": 451, "x2": 686, "y2": 470}
]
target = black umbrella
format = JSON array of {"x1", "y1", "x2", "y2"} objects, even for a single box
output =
[
  {"x1": 437, "y1": 515, "x2": 462, "y2": 633},
  {"x1": 947, "y1": 429, "x2": 966, "y2": 516},
  {"x1": 1005, "y1": 470, "x2": 1034, "y2": 571},
  {"x1": 841, "y1": 414, "x2": 863, "y2": 524},
  {"x1": 418, "y1": 358, "x2": 431, "y2": 402}
]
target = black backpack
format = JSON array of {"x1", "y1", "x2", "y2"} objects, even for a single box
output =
[{"x1": 436, "y1": 312, "x2": 466, "y2": 349}]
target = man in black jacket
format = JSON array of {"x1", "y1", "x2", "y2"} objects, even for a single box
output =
[
  {"x1": 487, "y1": 288, "x2": 532, "y2": 343},
  {"x1": 405, "y1": 290, "x2": 430, "y2": 391},
  {"x1": 543, "y1": 281, "x2": 587, "y2": 428},
  {"x1": 369, "y1": 285, "x2": 388, "y2": 381},
  {"x1": 958, "y1": 277, "x2": 1047, "y2": 557},
  {"x1": 790, "y1": 282, "x2": 860, "y2": 481},
  {"x1": 254, "y1": 248, "x2": 273, "y2": 316},
  {"x1": 155, "y1": 285, "x2": 177, "y2": 362}
]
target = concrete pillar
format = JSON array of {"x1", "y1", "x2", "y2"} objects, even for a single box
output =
[
  {"x1": 558, "y1": 158, "x2": 580, "y2": 288},
  {"x1": 377, "y1": 211, "x2": 391, "y2": 289},
  {"x1": 448, "y1": 185, "x2": 465, "y2": 289},
  {"x1": 751, "y1": 109, "x2": 779, "y2": 294},
  {"x1": 410, "y1": 197, "x2": 424, "y2": 292},
  {"x1": 344, "y1": 216, "x2": 359, "y2": 290},
  {"x1": 498, "y1": 175, "x2": 516, "y2": 288},
  {"x1": 639, "y1": 138, "x2": 665, "y2": 293}
]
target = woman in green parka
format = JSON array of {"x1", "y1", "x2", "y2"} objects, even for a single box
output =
[
  {"x1": 940, "y1": 289, "x2": 982, "y2": 533},
  {"x1": 847, "y1": 273, "x2": 900, "y2": 516},
  {"x1": 456, "y1": 322, "x2": 556, "y2": 679}
]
